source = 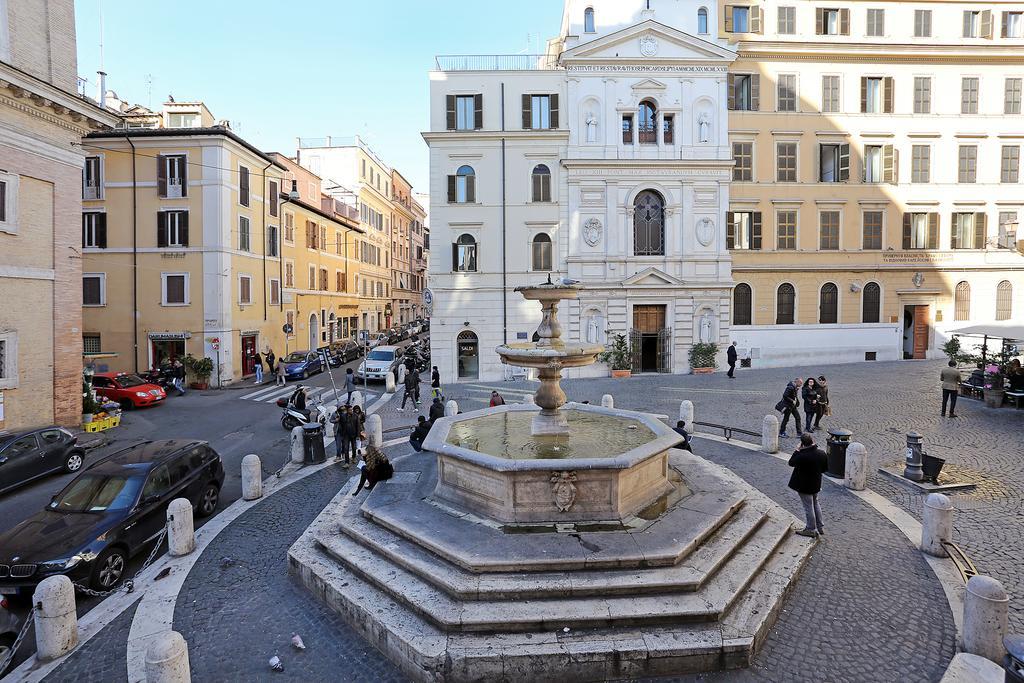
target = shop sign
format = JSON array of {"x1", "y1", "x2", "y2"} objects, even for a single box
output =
[{"x1": 148, "y1": 332, "x2": 191, "y2": 340}]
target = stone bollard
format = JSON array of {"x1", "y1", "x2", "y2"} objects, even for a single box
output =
[
  {"x1": 167, "y1": 498, "x2": 195, "y2": 557},
  {"x1": 397, "y1": 364, "x2": 407, "y2": 384},
  {"x1": 33, "y1": 575, "x2": 78, "y2": 661},
  {"x1": 385, "y1": 372, "x2": 396, "y2": 394},
  {"x1": 366, "y1": 413, "x2": 383, "y2": 448},
  {"x1": 445, "y1": 400, "x2": 459, "y2": 417},
  {"x1": 679, "y1": 400, "x2": 694, "y2": 428},
  {"x1": 145, "y1": 630, "x2": 191, "y2": 683},
  {"x1": 844, "y1": 442, "x2": 868, "y2": 490},
  {"x1": 290, "y1": 425, "x2": 305, "y2": 464},
  {"x1": 921, "y1": 493, "x2": 954, "y2": 557},
  {"x1": 963, "y1": 575, "x2": 1010, "y2": 663},
  {"x1": 241, "y1": 454, "x2": 262, "y2": 501},
  {"x1": 523, "y1": 395, "x2": 535, "y2": 405},
  {"x1": 601, "y1": 394, "x2": 614, "y2": 408},
  {"x1": 761, "y1": 414, "x2": 779, "y2": 453},
  {"x1": 350, "y1": 391, "x2": 364, "y2": 410}
]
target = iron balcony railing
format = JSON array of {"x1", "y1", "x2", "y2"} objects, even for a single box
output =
[{"x1": 434, "y1": 54, "x2": 560, "y2": 72}]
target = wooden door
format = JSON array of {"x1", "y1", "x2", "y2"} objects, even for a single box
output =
[
  {"x1": 912, "y1": 305, "x2": 929, "y2": 359},
  {"x1": 633, "y1": 305, "x2": 666, "y2": 333},
  {"x1": 241, "y1": 336, "x2": 256, "y2": 375}
]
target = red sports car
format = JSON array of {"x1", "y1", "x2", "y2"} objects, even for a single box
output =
[{"x1": 92, "y1": 372, "x2": 166, "y2": 409}]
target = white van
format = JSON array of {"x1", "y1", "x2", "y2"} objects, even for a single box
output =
[{"x1": 355, "y1": 345, "x2": 402, "y2": 382}]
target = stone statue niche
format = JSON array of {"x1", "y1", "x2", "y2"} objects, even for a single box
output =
[
  {"x1": 582, "y1": 99, "x2": 601, "y2": 144},
  {"x1": 693, "y1": 98, "x2": 715, "y2": 145}
]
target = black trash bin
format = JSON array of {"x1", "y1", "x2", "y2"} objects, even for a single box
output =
[
  {"x1": 1006, "y1": 634, "x2": 1024, "y2": 683},
  {"x1": 302, "y1": 423, "x2": 326, "y2": 464},
  {"x1": 826, "y1": 428, "x2": 853, "y2": 478},
  {"x1": 921, "y1": 453, "x2": 946, "y2": 483}
]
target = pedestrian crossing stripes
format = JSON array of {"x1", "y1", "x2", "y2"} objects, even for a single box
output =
[{"x1": 237, "y1": 385, "x2": 377, "y2": 404}]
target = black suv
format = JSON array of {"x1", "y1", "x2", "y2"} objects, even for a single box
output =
[
  {"x1": 0, "y1": 427, "x2": 85, "y2": 495},
  {"x1": 0, "y1": 440, "x2": 224, "y2": 595}
]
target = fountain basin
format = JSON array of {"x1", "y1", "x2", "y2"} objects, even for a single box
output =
[{"x1": 422, "y1": 402, "x2": 683, "y2": 524}]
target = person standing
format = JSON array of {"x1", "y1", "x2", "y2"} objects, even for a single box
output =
[
  {"x1": 276, "y1": 358, "x2": 287, "y2": 386},
  {"x1": 330, "y1": 405, "x2": 349, "y2": 462},
  {"x1": 801, "y1": 378, "x2": 819, "y2": 433},
  {"x1": 344, "y1": 367, "x2": 356, "y2": 405},
  {"x1": 399, "y1": 370, "x2": 420, "y2": 410},
  {"x1": 788, "y1": 433, "x2": 828, "y2": 538},
  {"x1": 266, "y1": 350, "x2": 276, "y2": 376},
  {"x1": 814, "y1": 375, "x2": 830, "y2": 430},
  {"x1": 431, "y1": 365, "x2": 442, "y2": 400},
  {"x1": 171, "y1": 359, "x2": 186, "y2": 396},
  {"x1": 776, "y1": 378, "x2": 803, "y2": 438},
  {"x1": 253, "y1": 351, "x2": 264, "y2": 384},
  {"x1": 352, "y1": 405, "x2": 366, "y2": 455},
  {"x1": 727, "y1": 342, "x2": 738, "y2": 379},
  {"x1": 941, "y1": 361, "x2": 961, "y2": 417},
  {"x1": 489, "y1": 391, "x2": 506, "y2": 407},
  {"x1": 339, "y1": 405, "x2": 360, "y2": 464}
]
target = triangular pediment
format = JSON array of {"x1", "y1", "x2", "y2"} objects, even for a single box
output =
[
  {"x1": 561, "y1": 20, "x2": 737, "y2": 64},
  {"x1": 622, "y1": 267, "x2": 684, "y2": 287},
  {"x1": 631, "y1": 78, "x2": 668, "y2": 91}
]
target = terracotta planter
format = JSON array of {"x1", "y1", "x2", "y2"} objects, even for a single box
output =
[
  {"x1": 611, "y1": 369, "x2": 632, "y2": 379},
  {"x1": 693, "y1": 367, "x2": 715, "y2": 375},
  {"x1": 191, "y1": 381, "x2": 209, "y2": 390}
]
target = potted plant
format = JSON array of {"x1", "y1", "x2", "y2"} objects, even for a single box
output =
[
  {"x1": 599, "y1": 333, "x2": 632, "y2": 378},
  {"x1": 184, "y1": 354, "x2": 214, "y2": 390},
  {"x1": 983, "y1": 364, "x2": 1005, "y2": 408},
  {"x1": 82, "y1": 380, "x2": 100, "y2": 424},
  {"x1": 689, "y1": 342, "x2": 719, "y2": 374},
  {"x1": 941, "y1": 337, "x2": 966, "y2": 367}
]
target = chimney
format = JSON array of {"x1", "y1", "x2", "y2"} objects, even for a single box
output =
[{"x1": 97, "y1": 71, "x2": 107, "y2": 108}]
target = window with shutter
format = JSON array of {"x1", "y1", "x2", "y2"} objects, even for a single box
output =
[
  {"x1": 883, "y1": 77, "x2": 894, "y2": 113},
  {"x1": 995, "y1": 281, "x2": 1013, "y2": 320},
  {"x1": 954, "y1": 282, "x2": 971, "y2": 321},
  {"x1": 474, "y1": 94, "x2": 483, "y2": 130},
  {"x1": 454, "y1": 95, "x2": 477, "y2": 130},
  {"x1": 776, "y1": 210, "x2": 797, "y2": 250},
  {"x1": 882, "y1": 144, "x2": 897, "y2": 183},
  {"x1": 157, "y1": 211, "x2": 168, "y2": 248},
  {"x1": 83, "y1": 157, "x2": 103, "y2": 199},
  {"x1": 958, "y1": 146, "x2": 978, "y2": 183},
  {"x1": 239, "y1": 166, "x2": 250, "y2": 206},
  {"x1": 776, "y1": 142, "x2": 797, "y2": 182},
  {"x1": 531, "y1": 233, "x2": 553, "y2": 271},
  {"x1": 522, "y1": 94, "x2": 532, "y2": 129},
  {"x1": 862, "y1": 211, "x2": 883, "y2": 250},
  {"x1": 239, "y1": 216, "x2": 250, "y2": 252},
  {"x1": 269, "y1": 181, "x2": 278, "y2": 217},
  {"x1": 731, "y1": 6, "x2": 751, "y2": 32},
  {"x1": 818, "y1": 143, "x2": 848, "y2": 182},
  {"x1": 914, "y1": 9, "x2": 932, "y2": 37},
  {"x1": 777, "y1": 74, "x2": 797, "y2": 112},
  {"x1": 1005, "y1": 12, "x2": 1024, "y2": 38},
  {"x1": 531, "y1": 165, "x2": 551, "y2": 202},
  {"x1": 750, "y1": 5, "x2": 762, "y2": 33},
  {"x1": 866, "y1": 9, "x2": 884, "y2": 36},
  {"x1": 822, "y1": 75, "x2": 840, "y2": 112},
  {"x1": 285, "y1": 262, "x2": 294, "y2": 287},
  {"x1": 82, "y1": 212, "x2": 107, "y2": 248},
  {"x1": 902, "y1": 212, "x2": 933, "y2": 250},
  {"x1": 1001, "y1": 145, "x2": 1020, "y2": 183},
  {"x1": 819, "y1": 211, "x2": 840, "y2": 250},
  {"x1": 454, "y1": 234, "x2": 478, "y2": 272},
  {"x1": 777, "y1": 6, "x2": 795, "y2": 34},
  {"x1": 83, "y1": 274, "x2": 104, "y2": 306},
  {"x1": 862, "y1": 283, "x2": 881, "y2": 323},
  {"x1": 163, "y1": 274, "x2": 188, "y2": 305},
  {"x1": 239, "y1": 276, "x2": 252, "y2": 305},
  {"x1": 446, "y1": 95, "x2": 457, "y2": 130},
  {"x1": 733, "y1": 284, "x2": 752, "y2": 325},
  {"x1": 1006, "y1": 78, "x2": 1023, "y2": 115},
  {"x1": 270, "y1": 279, "x2": 280, "y2": 305},
  {"x1": 961, "y1": 77, "x2": 980, "y2": 114},
  {"x1": 732, "y1": 142, "x2": 753, "y2": 181},
  {"x1": 455, "y1": 166, "x2": 475, "y2": 203},
  {"x1": 913, "y1": 77, "x2": 932, "y2": 114},
  {"x1": 864, "y1": 145, "x2": 884, "y2": 183},
  {"x1": 723, "y1": 5, "x2": 733, "y2": 32}
]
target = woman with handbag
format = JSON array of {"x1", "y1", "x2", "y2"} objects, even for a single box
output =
[
  {"x1": 352, "y1": 444, "x2": 393, "y2": 495},
  {"x1": 801, "y1": 378, "x2": 820, "y2": 433},
  {"x1": 814, "y1": 375, "x2": 830, "y2": 430}
]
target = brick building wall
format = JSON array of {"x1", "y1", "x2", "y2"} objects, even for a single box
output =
[{"x1": 5, "y1": 0, "x2": 79, "y2": 93}]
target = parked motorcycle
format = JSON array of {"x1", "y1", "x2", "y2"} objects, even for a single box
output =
[{"x1": 277, "y1": 396, "x2": 330, "y2": 431}]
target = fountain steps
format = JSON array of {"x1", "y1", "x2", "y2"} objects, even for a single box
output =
[
  {"x1": 289, "y1": 483, "x2": 815, "y2": 682},
  {"x1": 316, "y1": 510, "x2": 793, "y2": 633},
  {"x1": 358, "y1": 453, "x2": 750, "y2": 574},
  {"x1": 333, "y1": 492, "x2": 773, "y2": 600}
]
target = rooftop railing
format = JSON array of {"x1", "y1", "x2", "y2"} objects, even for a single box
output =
[{"x1": 434, "y1": 54, "x2": 560, "y2": 72}]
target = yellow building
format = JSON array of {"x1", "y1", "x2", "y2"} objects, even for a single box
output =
[
  {"x1": 81, "y1": 101, "x2": 291, "y2": 384},
  {"x1": 722, "y1": 0, "x2": 1024, "y2": 364},
  {"x1": 295, "y1": 137, "x2": 395, "y2": 332},
  {"x1": 0, "y1": 0, "x2": 119, "y2": 430},
  {"x1": 270, "y1": 154, "x2": 363, "y2": 355}
]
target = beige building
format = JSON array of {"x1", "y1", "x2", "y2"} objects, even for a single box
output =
[
  {"x1": 722, "y1": 0, "x2": 1024, "y2": 364},
  {"x1": 81, "y1": 101, "x2": 291, "y2": 384},
  {"x1": 391, "y1": 169, "x2": 425, "y2": 324},
  {"x1": 0, "y1": 0, "x2": 118, "y2": 430}
]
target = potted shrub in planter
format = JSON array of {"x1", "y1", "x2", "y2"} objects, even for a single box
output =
[
  {"x1": 983, "y1": 365, "x2": 1005, "y2": 408},
  {"x1": 689, "y1": 342, "x2": 719, "y2": 375},
  {"x1": 82, "y1": 381, "x2": 100, "y2": 425},
  {"x1": 599, "y1": 333, "x2": 632, "y2": 378},
  {"x1": 184, "y1": 354, "x2": 214, "y2": 390}
]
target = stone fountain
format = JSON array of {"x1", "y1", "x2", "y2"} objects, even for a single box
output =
[{"x1": 289, "y1": 281, "x2": 816, "y2": 682}]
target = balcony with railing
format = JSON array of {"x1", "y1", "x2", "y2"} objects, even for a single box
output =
[{"x1": 434, "y1": 54, "x2": 560, "y2": 72}]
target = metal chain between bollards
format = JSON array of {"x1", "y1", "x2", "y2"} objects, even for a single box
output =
[
  {"x1": 0, "y1": 605, "x2": 35, "y2": 674},
  {"x1": 73, "y1": 523, "x2": 169, "y2": 599}
]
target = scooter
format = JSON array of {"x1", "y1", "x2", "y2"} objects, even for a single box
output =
[{"x1": 278, "y1": 396, "x2": 330, "y2": 431}]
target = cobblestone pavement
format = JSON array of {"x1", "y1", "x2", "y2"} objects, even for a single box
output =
[
  {"x1": 455, "y1": 359, "x2": 1024, "y2": 633},
  {"x1": 171, "y1": 462, "x2": 406, "y2": 682},
  {"x1": 666, "y1": 438, "x2": 956, "y2": 682},
  {"x1": 43, "y1": 604, "x2": 138, "y2": 683}
]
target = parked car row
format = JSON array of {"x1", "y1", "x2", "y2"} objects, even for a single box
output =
[{"x1": 0, "y1": 427, "x2": 85, "y2": 495}]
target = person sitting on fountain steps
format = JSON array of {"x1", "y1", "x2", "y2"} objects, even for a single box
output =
[
  {"x1": 672, "y1": 420, "x2": 693, "y2": 452},
  {"x1": 787, "y1": 433, "x2": 828, "y2": 538},
  {"x1": 352, "y1": 444, "x2": 393, "y2": 495}
]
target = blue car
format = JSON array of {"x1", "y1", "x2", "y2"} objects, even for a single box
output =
[{"x1": 281, "y1": 350, "x2": 323, "y2": 380}]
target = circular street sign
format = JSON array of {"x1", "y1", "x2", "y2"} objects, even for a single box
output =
[
  {"x1": 283, "y1": 323, "x2": 293, "y2": 334},
  {"x1": 423, "y1": 288, "x2": 433, "y2": 307}
]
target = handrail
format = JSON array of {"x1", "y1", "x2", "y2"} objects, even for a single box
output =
[
  {"x1": 941, "y1": 541, "x2": 979, "y2": 584},
  {"x1": 692, "y1": 421, "x2": 760, "y2": 442}
]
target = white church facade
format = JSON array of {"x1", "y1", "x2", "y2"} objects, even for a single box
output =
[{"x1": 425, "y1": 0, "x2": 739, "y2": 383}]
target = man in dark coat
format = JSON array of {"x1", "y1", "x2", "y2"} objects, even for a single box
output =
[
  {"x1": 337, "y1": 406, "x2": 360, "y2": 464},
  {"x1": 788, "y1": 433, "x2": 828, "y2": 537},
  {"x1": 431, "y1": 365, "x2": 442, "y2": 400},
  {"x1": 409, "y1": 415, "x2": 431, "y2": 452},
  {"x1": 814, "y1": 375, "x2": 830, "y2": 429},
  {"x1": 399, "y1": 370, "x2": 420, "y2": 410},
  {"x1": 776, "y1": 378, "x2": 803, "y2": 437},
  {"x1": 726, "y1": 341, "x2": 738, "y2": 379},
  {"x1": 672, "y1": 420, "x2": 693, "y2": 453},
  {"x1": 429, "y1": 397, "x2": 445, "y2": 424},
  {"x1": 801, "y1": 378, "x2": 820, "y2": 433}
]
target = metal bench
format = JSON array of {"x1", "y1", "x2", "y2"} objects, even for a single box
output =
[
  {"x1": 1006, "y1": 391, "x2": 1024, "y2": 409},
  {"x1": 959, "y1": 382, "x2": 984, "y2": 399}
]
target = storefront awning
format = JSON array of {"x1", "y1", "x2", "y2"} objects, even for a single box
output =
[{"x1": 948, "y1": 322, "x2": 1024, "y2": 341}]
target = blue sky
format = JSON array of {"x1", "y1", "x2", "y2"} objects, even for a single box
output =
[{"x1": 75, "y1": 0, "x2": 564, "y2": 191}]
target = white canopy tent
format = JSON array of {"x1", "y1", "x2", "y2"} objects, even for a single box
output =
[{"x1": 948, "y1": 322, "x2": 1024, "y2": 341}]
